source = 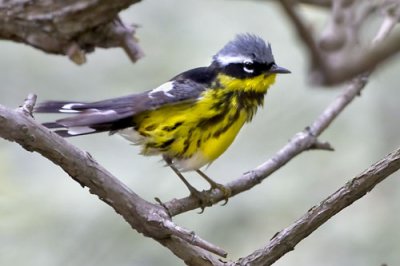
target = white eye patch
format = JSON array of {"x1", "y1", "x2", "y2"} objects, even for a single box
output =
[
  {"x1": 243, "y1": 59, "x2": 254, "y2": 73},
  {"x1": 216, "y1": 54, "x2": 253, "y2": 66}
]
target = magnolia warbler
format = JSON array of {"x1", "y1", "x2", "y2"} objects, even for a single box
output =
[{"x1": 36, "y1": 33, "x2": 290, "y2": 205}]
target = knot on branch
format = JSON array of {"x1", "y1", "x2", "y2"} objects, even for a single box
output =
[{"x1": 19, "y1": 94, "x2": 37, "y2": 117}]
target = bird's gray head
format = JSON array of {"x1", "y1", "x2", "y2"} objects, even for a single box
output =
[
  {"x1": 213, "y1": 33, "x2": 274, "y2": 66},
  {"x1": 212, "y1": 34, "x2": 290, "y2": 78}
]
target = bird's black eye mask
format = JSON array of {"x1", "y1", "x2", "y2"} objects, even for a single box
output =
[{"x1": 221, "y1": 61, "x2": 275, "y2": 79}]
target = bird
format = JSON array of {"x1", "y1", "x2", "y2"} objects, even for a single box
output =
[{"x1": 35, "y1": 33, "x2": 290, "y2": 208}]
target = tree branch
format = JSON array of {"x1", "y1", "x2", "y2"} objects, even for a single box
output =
[
  {"x1": 1, "y1": 1, "x2": 398, "y2": 265},
  {"x1": 325, "y1": 32, "x2": 400, "y2": 84},
  {"x1": 0, "y1": 0, "x2": 144, "y2": 64},
  {"x1": 279, "y1": 0, "x2": 330, "y2": 76},
  {"x1": 164, "y1": 0, "x2": 397, "y2": 217},
  {"x1": 238, "y1": 146, "x2": 400, "y2": 266},
  {"x1": 279, "y1": 0, "x2": 400, "y2": 85},
  {"x1": 230, "y1": 4, "x2": 400, "y2": 265},
  {"x1": 0, "y1": 97, "x2": 227, "y2": 265}
]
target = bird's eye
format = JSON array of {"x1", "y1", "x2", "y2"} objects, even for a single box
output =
[{"x1": 243, "y1": 60, "x2": 254, "y2": 73}]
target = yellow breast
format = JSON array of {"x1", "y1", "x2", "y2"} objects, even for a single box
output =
[
  {"x1": 200, "y1": 110, "x2": 247, "y2": 162},
  {"x1": 128, "y1": 72, "x2": 276, "y2": 171}
]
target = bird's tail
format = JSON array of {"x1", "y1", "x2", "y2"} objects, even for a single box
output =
[{"x1": 35, "y1": 101, "x2": 134, "y2": 137}]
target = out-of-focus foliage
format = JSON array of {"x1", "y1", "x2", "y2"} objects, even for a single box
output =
[{"x1": 0, "y1": 1, "x2": 399, "y2": 265}]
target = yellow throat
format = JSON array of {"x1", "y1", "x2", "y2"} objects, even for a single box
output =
[{"x1": 131, "y1": 72, "x2": 278, "y2": 171}]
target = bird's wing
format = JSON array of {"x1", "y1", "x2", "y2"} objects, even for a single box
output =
[{"x1": 35, "y1": 67, "x2": 213, "y2": 136}]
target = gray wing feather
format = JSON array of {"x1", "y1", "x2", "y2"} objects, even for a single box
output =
[{"x1": 37, "y1": 79, "x2": 206, "y2": 131}]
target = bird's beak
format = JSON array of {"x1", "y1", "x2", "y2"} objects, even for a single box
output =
[{"x1": 269, "y1": 64, "x2": 291, "y2": 74}]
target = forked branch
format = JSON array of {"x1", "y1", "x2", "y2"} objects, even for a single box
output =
[
  {"x1": 238, "y1": 146, "x2": 400, "y2": 265},
  {"x1": 0, "y1": 97, "x2": 227, "y2": 264}
]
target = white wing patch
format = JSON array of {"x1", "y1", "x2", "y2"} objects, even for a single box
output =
[
  {"x1": 148, "y1": 82, "x2": 175, "y2": 99},
  {"x1": 215, "y1": 55, "x2": 252, "y2": 66},
  {"x1": 93, "y1": 109, "x2": 118, "y2": 116}
]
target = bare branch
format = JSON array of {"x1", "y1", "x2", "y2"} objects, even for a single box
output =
[
  {"x1": 111, "y1": 18, "x2": 145, "y2": 62},
  {"x1": 238, "y1": 146, "x2": 400, "y2": 265},
  {"x1": 0, "y1": 98, "x2": 226, "y2": 265},
  {"x1": 309, "y1": 75, "x2": 367, "y2": 136},
  {"x1": 279, "y1": 0, "x2": 400, "y2": 85},
  {"x1": 0, "y1": 0, "x2": 143, "y2": 64},
  {"x1": 326, "y1": 32, "x2": 400, "y2": 83},
  {"x1": 162, "y1": 220, "x2": 227, "y2": 258},
  {"x1": 231, "y1": 6, "x2": 399, "y2": 265},
  {"x1": 279, "y1": 0, "x2": 329, "y2": 75},
  {"x1": 1, "y1": 1, "x2": 398, "y2": 265},
  {"x1": 0, "y1": 62, "x2": 367, "y2": 266},
  {"x1": 373, "y1": 11, "x2": 399, "y2": 43}
]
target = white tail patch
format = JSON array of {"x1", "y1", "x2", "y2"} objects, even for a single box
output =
[
  {"x1": 60, "y1": 103, "x2": 84, "y2": 113},
  {"x1": 67, "y1": 126, "x2": 96, "y2": 135},
  {"x1": 59, "y1": 109, "x2": 80, "y2": 114}
]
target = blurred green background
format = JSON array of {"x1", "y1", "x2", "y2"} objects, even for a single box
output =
[{"x1": 1, "y1": 1, "x2": 399, "y2": 265}]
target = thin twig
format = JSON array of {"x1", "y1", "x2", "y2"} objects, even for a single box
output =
[
  {"x1": 279, "y1": 0, "x2": 329, "y2": 75},
  {"x1": 111, "y1": 18, "x2": 144, "y2": 63},
  {"x1": 373, "y1": 14, "x2": 398, "y2": 44},
  {"x1": 325, "y1": 2, "x2": 400, "y2": 82},
  {"x1": 308, "y1": 139, "x2": 334, "y2": 151},
  {"x1": 237, "y1": 146, "x2": 400, "y2": 265},
  {"x1": 66, "y1": 42, "x2": 87, "y2": 65},
  {"x1": 163, "y1": 220, "x2": 228, "y2": 258}
]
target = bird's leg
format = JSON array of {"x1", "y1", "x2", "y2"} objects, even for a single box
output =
[
  {"x1": 163, "y1": 157, "x2": 212, "y2": 212},
  {"x1": 195, "y1": 170, "x2": 231, "y2": 205}
]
